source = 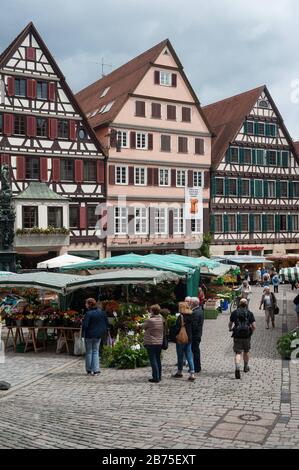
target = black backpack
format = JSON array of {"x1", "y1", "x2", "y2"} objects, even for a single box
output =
[
  {"x1": 234, "y1": 309, "x2": 251, "y2": 339},
  {"x1": 293, "y1": 295, "x2": 299, "y2": 306}
]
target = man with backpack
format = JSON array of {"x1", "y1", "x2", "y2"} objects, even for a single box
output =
[{"x1": 229, "y1": 298, "x2": 256, "y2": 380}]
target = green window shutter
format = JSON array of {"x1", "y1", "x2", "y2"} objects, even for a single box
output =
[
  {"x1": 225, "y1": 148, "x2": 231, "y2": 163},
  {"x1": 252, "y1": 149, "x2": 256, "y2": 165},
  {"x1": 288, "y1": 214, "x2": 293, "y2": 232},
  {"x1": 264, "y1": 180, "x2": 268, "y2": 198},
  {"x1": 210, "y1": 215, "x2": 215, "y2": 234},
  {"x1": 282, "y1": 151, "x2": 289, "y2": 168},
  {"x1": 224, "y1": 178, "x2": 229, "y2": 196},
  {"x1": 289, "y1": 181, "x2": 294, "y2": 199},
  {"x1": 272, "y1": 124, "x2": 277, "y2": 137},
  {"x1": 250, "y1": 179, "x2": 255, "y2": 197},
  {"x1": 276, "y1": 180, "x2": 281, "y2": 198},
  {"x1": 262, "y1": 214, "x2": 267, "y2": 232},
  {"x1": 277, "y1": 151, "x2": 281, "y2": 167},
  {"x1": 275, "y1": 214, "x2": 280, "y2": 232},
  {"x1": 256, "y1": 181, "x2": 263, "y2": 197},
  {"x1": 239, "y1": 148, "x2": 244, "y2": 164},
  {"x1": 223, "y1": 214, "x2": 228, "y2": 233},
  {"x1": 237, "y1": 214, "x2": 241, "y2": 233},
  {"x1": 257, "y1": 149, "x2": 264, "y2": 165},
  {"x1": 265, "y1": 124, "x2": 270, "y2": 137},
  {"x1": 238, "y1": 178, "x2": 242, "y2": 196},
  {"x1": 243, "y1": 121, "x2": 248, "y2": 134},
  {"x1": 254, "y1": 122, "x2": 259, "y2": 135},
  {"x1": 249, "y1": 214, "x2": 254, "y2": 232},
  {"x1": 212, "y1": 176, "x2": 217, "y2": 196}
]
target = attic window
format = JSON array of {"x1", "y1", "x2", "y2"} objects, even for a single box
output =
[
  {"x1": 100, "y1": 87, "x2": 110, "y2": 98},
  {"x1": 99, "y1": 101, "x2": 114, "y2": 114},
  {"x1": 258, "y1": 100, "x2": 269, "y2": 108},
  {"x1": 163, "y1": 49, "x2": 169, "y2": 55}
]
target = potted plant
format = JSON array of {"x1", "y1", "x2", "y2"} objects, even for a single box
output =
[
  {"x1": 15, "y1": 313, "x2": 24, "y2": 327},
  {"x1": 4, "y1": 312, "x2": 13, "y2": 327},
  {"x1": 35, "y1": 314, "x2": 47, "y2": 328},
  {"x1": 26, "y1": 312, "x2": 35, "y2": 327}
]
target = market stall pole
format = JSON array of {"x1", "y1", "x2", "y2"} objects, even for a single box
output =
[{"x1": 0, "y1": 165, "x2": 16, "y2": 273}]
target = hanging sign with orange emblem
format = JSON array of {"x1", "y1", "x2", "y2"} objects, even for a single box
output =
[{"x1": 185, "y1": 187, "x2": 203, "y2": 220}]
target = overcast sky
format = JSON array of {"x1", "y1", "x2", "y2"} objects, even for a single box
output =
[{"x1": 1, "y1": 0, "x2": 299, "y2": 138}]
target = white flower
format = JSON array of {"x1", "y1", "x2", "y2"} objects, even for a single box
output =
[
  {"x1": 131, "y1": 344, "x2": 141, "y2": 351},
  {"x1": 293, "y1": 332, "x2": 297, "y2": 337},
  {"x1": 128, "y1": 330, "x2": 135, "y2": 336}
]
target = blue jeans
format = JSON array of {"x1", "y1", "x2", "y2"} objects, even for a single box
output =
[
  {"x1": 176, "y1": 343, "x2": 195, "y2": 374},
  {"x1": 85, "y1": 338, "x2": 101, "y2": 373},
  {"x1": 146, "y1": 345, "x2": 162, "y2": 381}
]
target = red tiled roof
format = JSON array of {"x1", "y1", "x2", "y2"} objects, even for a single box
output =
[
  {"x1": 293, "y1": 141, "x2": 299, "y2": 156},
  {"x1": 203, "y1": 86, "x2": 265, "y2": 167}
]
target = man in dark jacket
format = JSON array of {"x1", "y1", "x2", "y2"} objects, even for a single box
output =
[
  {"x1": 82, "y1": 298, "x2": 109, "y2": 375},
  {"x1": 190, "y1": 297, "x2": 204, "y2": 373}
]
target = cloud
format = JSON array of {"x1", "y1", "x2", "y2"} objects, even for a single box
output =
[{"x1": 1, "y1": 0, "x2": 299, "y2": 137}]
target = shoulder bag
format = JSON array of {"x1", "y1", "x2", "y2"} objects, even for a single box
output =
[{"x1": 176, "y1": 314, "x2": 189, "y2": 345}]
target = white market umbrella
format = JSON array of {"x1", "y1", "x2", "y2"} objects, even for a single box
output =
[{"x1": 37, "y1": 254, "x2": 90, "y2": 270}]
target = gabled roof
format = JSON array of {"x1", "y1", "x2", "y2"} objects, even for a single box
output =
[
  {"x1": 293, "y1": 141, "x2": 299, "y2": 156},
  {"x1": 76, "y1": 39, "x2": 212, "y2": 133},
  {"x1": 15, "y1": 182, "x2": 68, "y2": 201},
  {"x1": 0, "y1": 22, "x2": 106, "y2": 158},
  {"x1": 203, "y1": 85, "x2": 297, "y2": 168}
]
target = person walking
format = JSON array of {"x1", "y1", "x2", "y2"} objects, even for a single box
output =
[
  {"x1": 235, "y1": 280, "x2": 252, "y2": 307},
  {"x1": 256, "y1": 267, "x2": 262, "y2": 286},
  {"x1": 244, "y1": 269, "x2": 250, "y2": 283},
  {"x1": 190, "y1": 297, "x2": 204, "y2": 373},
  {"x1": 272, "y1": 273, "x2": 280, "y2": 294},
  {"x1": 259, "y1": 286, "x2": 277, "y2": 329},
  {"x1": 143, "y1": 304, "x2": 164, "y2": 383},
  {"x1": 172, "y1": 302, "x2": 196, "y2": 381},
  {"x1": 229, "y1": 298, "x2": 256, "y2": 379},
  {"x1": 82, "y1": 298, "x2": 109, "y2": 375}
]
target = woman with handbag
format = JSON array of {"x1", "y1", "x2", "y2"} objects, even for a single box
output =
[
  {"x1": 172, "y1": 302, "x2": 196, "y2": 381},
  {"x1": 143, "y1": 304, "x2": 164, "y2": 383},
  {"x1": 259, "y1": 287, "x2": 277, "y2": 329}
]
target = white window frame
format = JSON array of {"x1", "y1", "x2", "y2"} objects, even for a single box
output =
[
  {"x1": 227, "y1": 214, "x2": 236, "y2": 232},
  {"x1": 228, "y1": 178, "x2": 238, "y2": 196},
  {"x1": 193, "y1": 171, "x2": 202, "y2": 188},
  {"x1": 214, "y1": 214, "x2": 223, "y2": 233},
  {"x1": 159, "y1": 168, "x2": 170, "y2": 187},
  {"x1": 253, "y1": 214, "x2": 262, "y2": 232},
  {"x1": 191, "y1": 219, "x2": 201, "y2": 233},
  {"x1": 230, "y1": 147, "x2": 239, "y2": 164},
  {"x1": 154, "y1": 208, "x2": 167, "y2": 234},
  {"x1": 291, "y1": 214, "x2": 299, "y2": 232},
  {"x1": 116, "y1": 130, "x2": 128, "y2": 148},
  {"x1": 243, "y1": 148, "x2": 252, "y2": 165},
  {"x1": 115, "y1": 166, "x2": 128, "y2": 185},
  {"x1": 241, "y1": 179, "x2": 250, "y2": 197},
  {"x1": 268, "y1": 180, "x2": 276, "y2": 198},
  {"x1": 136, "y1": 132, "x2": 148, "y2": 150},
  {"x1": 267, "y1": 150, "x2": 277, "y2": 166},
  {"x1": 176, "y1": 170, "x2": 187, "y2": 188},
  {"x1": 159, "y1": 71, "x2": 172, "y2": 87},
  {"x1": 246, "y1": 121, "x2": 254, "y2": 135},
  {"x1": 114, "y1": 207, "x2": 128, "y2": 235},
  {"x1": 215, "y1": 177, "x2": 224, "y2": 196},
  {"x1": 280, "y1": 181, "x2": 288, "y2": 198},
  {"x1": 134, "y1": 167, "x2": 147, "y2": 186},
  {"x1": 135, "y1": 207, "x2": 148, "y2": 235},
  {"x1": 240, "y1": 214, "x2": 249, "y2": 232},
  {"x1": 173, "y1": 208, "x2": 185, "y2": 234},
  {"x1": 294, "y1": 181, "x2": 299, "y2": 198}
]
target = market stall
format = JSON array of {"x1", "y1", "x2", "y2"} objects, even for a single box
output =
[
  {"x1": 37, "y1": 253, "x2": 90, "y2": 270},
  {"x1": 279, "y1": 267, "x2": 299, "y2": 283}
]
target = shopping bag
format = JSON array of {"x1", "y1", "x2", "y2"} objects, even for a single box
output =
[
  {"x1": 176, "y1": 315, "x2": 189, "y2": 345},
  {"x1": 73, "y1": 332, "x2": 86, "y2": 356}
]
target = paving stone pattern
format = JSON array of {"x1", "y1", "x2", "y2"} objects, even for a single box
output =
[{"x1": 0, "y1": 285, "x2": 298, "y2": 449}]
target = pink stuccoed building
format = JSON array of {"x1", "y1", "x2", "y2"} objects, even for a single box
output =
[{"x1": 76, "y1": 39, "x2": 212, "y2": 256}]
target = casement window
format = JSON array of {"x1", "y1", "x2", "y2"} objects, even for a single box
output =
[
  {"x1": 159, "y1": 71, "x2": 172, "y2": 86},
  {"x1": 159, "y1": 168, "x2": 170, "y2": 186},
  {"x1": 25, "y1": 157, "x2": 40, "y2": 180},
  {"x1": 135, "y1": 207, "x2": 148, "y2": 234},
  {"x1": 294, "y1": 182, "x2": 299, "y2": 198},
  {"x1": 114, "y1": 207, "x2": 128, "y2": 234},
  {"x1": 22, "y1": 206, "x2": 38, "y2": 229},
  {"x1": 37, "y1": 81, "x2": 48, "y2": 100},
  {"x1": 116, "y1": 131, "x2": 128, "y2": 148},
  {"x1": 182, "y1": 107, "x2": 191, "y2": 122},
  {"x1": 280, "y1": 181, "x2": 288, "y2": 198},
  {"x1": 154, "y1": 208, "x2": 167, "y2": 234},
  {"x1": 173, "y1": 208, "x2": 185, "y2": 234},
  {"x1": 265, "y1": 215, "x2": 274, "y2": 232},
  {"x1": 246, "y1": 121, "x2": 254, "y2": 135},
  {"x1": 83, "y1": 161, "x2": 96, "y2": 182},
  {"x1": 36, "y1": 118, "x2": 48, "y2": 137},
  {"x1": 257, "y1": 122, "x2": 265, "y2": 135},
  {"x1": 267, "y1": 150, "x2": 277, "y2": 166},
  {"x1": 228, "y1": 179, "x2": 237, "y2": 196},
  {"x1": 214, "y1": 215, "x2": 223, "y2": 233},
  {"x1": 254, "y1": 180, "x2": 263, "y2": 198},
  {"x1": 136, "y1": 132, "x2": 147, "y2": 149},
  {"x1": 195, "y1": 138, "x2": 204, "y2": 155},
  {"x1": 191, "y1": 219, "x2": 201, "y2": 233},
  {"x1": 14, "y1": 115, "x2": 26, "y2": 136},
  {"x1": 134, "y1": 167, "x2": 147, "y2": 186},
  {"x1": 281, "y1": 151, "x2": 289, "y2": 168},
  {"x1": 135, "y1": 101, "x2": 145, "y2": 117},
  {"x1": 69, "y1": 206, "x2": 80, "y2": 228},
  {"x1": 178, "y1": 136, "x2": 188, "y2": 153},
  {"x1": 240, "y1": 214, "x2": 249, "y2": 232},
  {"x1": 115, "y1": 166, "x2": 128, "y2": 185},
  {"x1": 0, "y1": 114, "x2": 3, "y2": 132},
  {"x1": 268, "y1": 124, "x2": 277, "y2": 137},
  {"x1": 87, "y1": 206, "x2": 98, "y2": 229},
  {"x1": 161, "y1": 135, "x2": 171, "y2": 152},
  {"x1": 227, "y1": 214, "x2": 236, "y2": 232},
  {"x1": 268, "y1": 181, "x2": 276, "y2": 198},
  {"x1": 60, "y1": 159, "x2": 74, "y2": 181},
  {"x1": 58, "y1": 120, "x2": 69, "y2": 139},
  {"x1": 167, "y1": 105, "x2": 176, "y2": 120},
  {"x1": 241, "y1": 179, "x2": 250, "y2": 196},
  {"x1": 244, "y1": 148, "x2": 252, "y2": 164},
  {"x1": 279, "y1": 215, "x2": 287, "y2": 231},
  {"x1": 176, "y1": 170, "x2": 186, "y2": 187},
  {"x1": 215, "y1": 178, "x2": 224, "y2": 195},
  {"x1": 151, "y1": 103, "x2": 161, "y2": 119},
  {"x1": 15, "y1": 78, "x2": 26, "y2": 97},
  {"x1": 291, "y1": 215, "x2": 299, "y2": 232},
  {"x1": 193, "y1": 171, "x2": 202, "y2": 188},
  {"x1": 257, "y1": 149, "x2": 265, "y2": 165},
  {"x1": 230, "y1": 147, "x2": 239, "y2": 163},
  {"x1": 253, "y1": 214, "x2": 261, "y2": 231},
  {"x1": 48, "y1": 207, "x2": 63, "y2": 228}
]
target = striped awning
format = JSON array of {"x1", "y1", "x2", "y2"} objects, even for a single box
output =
[{"x1": 279, "y1": 267, "x2": 299, "y2": 282}]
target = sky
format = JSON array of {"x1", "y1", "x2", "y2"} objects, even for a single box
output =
[{"x1": 1, "y1": 0, "x2": 299, "y2": 137}]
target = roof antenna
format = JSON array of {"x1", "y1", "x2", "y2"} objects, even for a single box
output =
[{"x1": 101, "y1": 57, "x2": 112, "y2": 78}]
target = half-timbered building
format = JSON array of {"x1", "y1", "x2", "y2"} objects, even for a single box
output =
[
  {"x1": 76, "y1": 40, "x2": 212, "y2": 256},
  {"x1": 203, "y1": 85, "x2": 299, "y2": 257},
  {"x1": 0, "y1": 23, "x2": 106, "y2": 267}
]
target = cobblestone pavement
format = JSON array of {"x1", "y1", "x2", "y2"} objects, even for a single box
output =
[{"x1": 0, "y1": 285, "x2": 298, "y2": 449}]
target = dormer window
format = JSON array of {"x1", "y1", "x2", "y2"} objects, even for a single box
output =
[
  {"x1": 99, "y1": 101, "x2": 114, "y2": 114},
  {"x1": 154, "y1": 70, "x2": 177, "y2": 87},
  {"x1": 100, "y1": 87, "x2": 110, "y2": 98},
  {"x1": 258, "y1": 100, "x2": 269, "y2": 108}
]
